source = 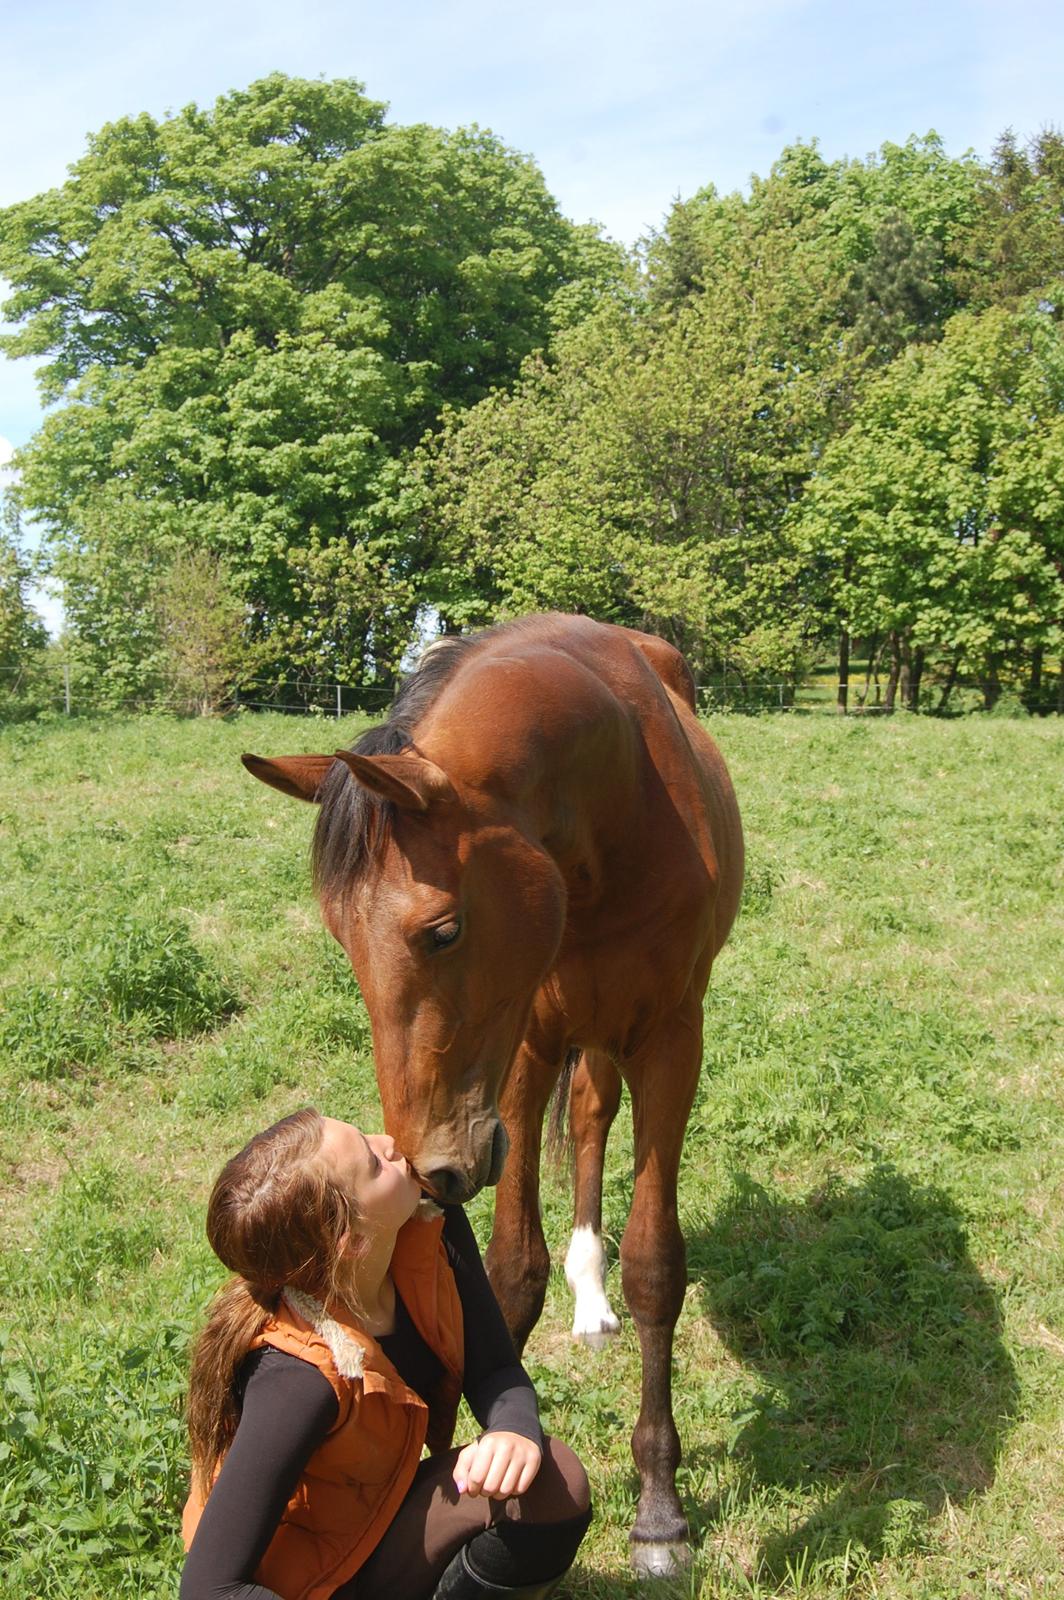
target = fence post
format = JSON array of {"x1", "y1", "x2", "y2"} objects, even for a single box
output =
[
  {"x1": 336, "y1": 683, "x2": 342, "y2": 719},
  {"x1": 63, "y1": 663, "x2": 71, "y2": 715}
]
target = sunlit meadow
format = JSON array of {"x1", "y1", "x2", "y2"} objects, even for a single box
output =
[{"x1": 1, "y1": 710, "x2": 1061, "y2": 1599}]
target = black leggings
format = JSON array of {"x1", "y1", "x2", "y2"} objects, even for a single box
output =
[{"x1": 334, "y1": 1437, "x2": 592, "y2": 1599}]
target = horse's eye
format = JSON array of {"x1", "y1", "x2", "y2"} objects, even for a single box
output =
[{"x1": 430, "y1": 919, "x2": 461, "y2": 949}]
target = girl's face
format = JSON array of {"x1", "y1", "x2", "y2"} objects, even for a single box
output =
[{"x1": 319, "y1": 1117, "x2": 422, "y2": 1238}]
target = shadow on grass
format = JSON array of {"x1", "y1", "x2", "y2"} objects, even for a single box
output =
[{"x1": 685, "y1": 1165, "x2": 1018, "y2": 1583}]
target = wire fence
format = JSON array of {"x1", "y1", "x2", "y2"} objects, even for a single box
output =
[
  {"x1": 4, "y1": 663, "x2": 1047, "y2": 719},
  {"x1": 230, "y1": 677, "x2": 396, "y2": 716},
  {"x1": 0, "y1": 662, "x2": 894, "y2": 720},
  {"x1": 0, "y1": 666, "x2": 400, "y2": 719}
]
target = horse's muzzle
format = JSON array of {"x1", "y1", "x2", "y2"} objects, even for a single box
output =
[{"x1": 421, "y1": 1119, "x2": 509, "y2": 1205}]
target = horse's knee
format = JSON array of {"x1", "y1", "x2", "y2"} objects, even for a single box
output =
[
  {"x1": 486, "y1": 1231, "x2": 550, "y2": 1350},
  {"x1": 620, "y1": 1215, "x2": 686, "y2": 1328}
]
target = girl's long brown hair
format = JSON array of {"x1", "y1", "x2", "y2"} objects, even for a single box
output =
[{"x1": 187, "y1": 1108, "x2": 362, "y2": 1494}]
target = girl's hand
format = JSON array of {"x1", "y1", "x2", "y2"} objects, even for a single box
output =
[{"x1": 453, "y1": 1432, "x2": 542, "y2": 1498}]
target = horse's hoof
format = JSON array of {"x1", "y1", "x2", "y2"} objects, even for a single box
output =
[
  {"x1": 572, "y1": 1311, "x2": 620, "y2": 1350},
  {"x1": 574, "y1": 1326, "x2": 616, "y2": 1351},
  {"x1": 630, "y1": 1539, "x2": 690, "y2": 1578}
]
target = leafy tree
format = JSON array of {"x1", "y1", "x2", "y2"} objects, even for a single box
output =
[
  {"x1": 795, "y1": 292, "x2": 1064, "y2": 711},
  {"x1": 647, "y1": 135, "x2": 982, "y2": 356},
  {"x1": 644, "y1": 137, "x2": 994, "y2": 708},
  {"x1": 419, "y1": 221, "x2": 857, "y2": 684},
  {"x1": 844, "y1": 211, "x2": 944, "y2": 364},
  {"x1": 50, "y1": 490, "x2": 174, "y2": 707},
  {"x1": 0, "y1": 75, "x2": 623, "y2": 693},
  {"x1": 157, "y1": 550, "x2": 246, "y2": 715},
  {"x1": 0, "y1": 491, "x2": 49, "y2": 717},
  {"x1": 953, "y1": 129, "x2": 1064, "y2": 311}
]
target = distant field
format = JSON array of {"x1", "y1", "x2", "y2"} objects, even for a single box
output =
[{"x1": 1, "y1": 711, "x2": 1062, "y2": 1600}]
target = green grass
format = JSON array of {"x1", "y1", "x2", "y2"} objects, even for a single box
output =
[{"x1": 1, "y1": 710, "x2": 1062, "y2": 1598}]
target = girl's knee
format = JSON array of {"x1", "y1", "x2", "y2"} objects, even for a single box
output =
[{"x1": 542, "y1": 1435, "x2": 591, "y2": 1517}]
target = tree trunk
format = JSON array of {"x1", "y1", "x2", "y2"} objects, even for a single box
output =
[
  {"x1": 883, "y1": 632, "x2": 901, "y2": 713},
  {"x1": 856, "y1": 632, "x2": 881, "y2": 711},
  {"x1": 982, "y1": 658, "x2": 1002, "y2": 712},
  {"x1": 937, "y1": 648, "x2": 962, "y2": 713},
  {"x1": 907, "y1": 645, "x2": 926, "y2": 712},
  {"x1": 836, "y1": 556, "x2": 854, "y2": 713},
  {"x1": 837, "y1": 626, "x2": 850, "y2": 713},
  {"x1": 1024, "y1": 645, "x2": 1044, "y2": 714},
  {"x1": 898, "y1": 632, "x2": 924, "y2": 711}
]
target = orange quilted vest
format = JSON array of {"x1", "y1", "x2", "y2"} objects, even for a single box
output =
[{"x1": 182, "y1": 1203, "x2": 464, "y2": 1600}]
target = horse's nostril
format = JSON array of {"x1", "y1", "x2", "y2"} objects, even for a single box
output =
[
  {"x1": 487, "y1": 1121, "x2": 509, "y2": 1185},
  {"x1": 420, "y1": 1166, "x2": 473, "y2": 1206}
]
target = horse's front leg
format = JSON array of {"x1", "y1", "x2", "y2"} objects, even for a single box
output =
[
  {"x1": 485, "y1": 1033, "x2": 564, "y2": 1354},
  {"x1": 621, "y1": 1006, "x2": 703, "y2": 1576}
]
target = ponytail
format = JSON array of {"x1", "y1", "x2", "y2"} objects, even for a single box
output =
[
  {"x1": 187, "y1": 1276, "x2": 278, "y2": 1495},
  {"x1": 185, "y1": 1108, "x2": 360, "y2": 1492}
]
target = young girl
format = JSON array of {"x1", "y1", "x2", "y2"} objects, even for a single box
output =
[{"x1": 181, "y1": 1109, "x2": 591, "y2": 1600}]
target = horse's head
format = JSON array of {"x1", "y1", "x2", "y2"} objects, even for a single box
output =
[{"x1": 243, "y1": 748, "x2": 566, "y2": 1204}]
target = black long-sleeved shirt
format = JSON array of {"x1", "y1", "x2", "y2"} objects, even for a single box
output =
[{"x1": 180, "y1": 1206, "x2": 540, "y2": 1600}]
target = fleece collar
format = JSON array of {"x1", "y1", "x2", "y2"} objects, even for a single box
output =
[
  {"x1": 279, "y1": 1199, "x2": 444, "y2": 1380},
  {"x1": 283, "y1": 1287, "x2": 366, "y2": 1380}
]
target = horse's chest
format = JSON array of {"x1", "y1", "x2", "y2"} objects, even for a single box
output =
[{"x1": 542, "y1": 891, "x2": 713, "y2": 1055}]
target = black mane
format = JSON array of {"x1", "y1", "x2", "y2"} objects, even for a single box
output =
[{"x1": 312, "y1": 630, "x2": 487, "y2": 898}]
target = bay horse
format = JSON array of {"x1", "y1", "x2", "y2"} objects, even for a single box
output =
[{"x1": 243, "y1": 613, "x2": 743, "y2": 1574}]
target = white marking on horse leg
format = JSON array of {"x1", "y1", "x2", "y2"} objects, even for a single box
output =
[{"x1": 564, "y1": 1225, "x2": 620, "y2": 1349}]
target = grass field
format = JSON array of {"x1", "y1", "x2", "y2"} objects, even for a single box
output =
[{"x1": 1, "y1": 710, "x2": 1062, "y2": 1600}]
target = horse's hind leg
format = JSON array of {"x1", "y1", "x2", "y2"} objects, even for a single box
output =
[
  {"x1": 565, "y1": 1048, "x2": 622, "y2": 1349},
  {"x1": 621, "y1": 1007, "x2": 702, "y2": 1576}
]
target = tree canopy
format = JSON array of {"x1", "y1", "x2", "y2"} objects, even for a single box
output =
[
  {"x1": 0, "y1": 74, "x2": 623, "y2": 691},
  {"x1": 2, "y1": 91, "x2": 1062, "y2": 714},
  {"x1": 795, "y1": 292, "x2": 1064, "y2": 710},
  {"x1": 415, "y1": 131, "x2": 1063, "y2": 709}
]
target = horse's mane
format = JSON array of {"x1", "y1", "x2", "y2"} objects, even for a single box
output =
[{"x1": 312, "y1": 624, "x2": 504, "y2": 899}]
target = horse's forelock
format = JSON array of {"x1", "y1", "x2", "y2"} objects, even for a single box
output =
[{"x1": 311, "y1": 629, "x2": 492, "y2": 900}]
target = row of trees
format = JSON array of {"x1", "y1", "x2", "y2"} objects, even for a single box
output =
[
  {"x1": 419, "y1": 132, "x2": 1064, "y2": 711},
  {"x1": 1, "y1": 75, "x2": 1062, "y2": 714}
]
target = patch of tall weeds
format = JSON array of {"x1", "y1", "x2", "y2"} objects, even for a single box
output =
[{"x1": 0, "y1": 915, "x2": 236, "y2": 1084}]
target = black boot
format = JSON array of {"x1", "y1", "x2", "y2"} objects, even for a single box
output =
[{"x1": 432, "y1": 1544, "x2": 570, "y2": 1600}]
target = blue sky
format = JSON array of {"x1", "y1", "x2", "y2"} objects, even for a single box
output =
[{"x1": 2, "y1": 0, "x2": 1063, "y2": 620}]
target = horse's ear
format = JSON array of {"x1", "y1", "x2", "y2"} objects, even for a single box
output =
[
  {"x1": 332, "y1": 751, "x2": 454, "y2": 812},
  {"x1": 241, "y1": 753, "x2": 335, "y2": 803}
]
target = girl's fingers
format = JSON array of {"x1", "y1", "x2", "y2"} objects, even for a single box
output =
[
  {"x1": 452, "y1": 1442, "x2": 477, "y2": 1492},
  {"x1": 458, "y1": 1435, "x2": 542, "y2": 1498},
  {"x1": 464, "y1": 1438, "x2": 496, "y2": 1496},
  {"x1": 481, "y1": 1443, "x2": 509, "y2": 1496}
]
